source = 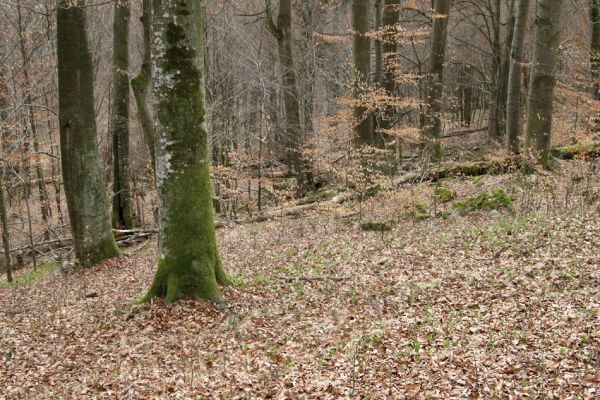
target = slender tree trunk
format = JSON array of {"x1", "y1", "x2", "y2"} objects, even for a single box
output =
[
  {"x1": 57, "y1": 0, "x2": 120, "y2": 266},
  {"x1": 495, "y1": 0, "x2": 516, "y2": 140},
  {"x1": 506, "y1": 0, "x2": 531, "y2": 154},
  {"x1": 0, "y1": 58, "x2": 13, "y2": 282},
  {"x1": 377, "y1": 0, "x2": 402, "y2": 134},
  {"x1": 142, "y1": 0, "x2": 229, "y2": 304},
  {"x1": 110, "y1": 0, "x2": 133, "y2": 228},
  {"x1": 131, "y1": 0, "x2": 156, "y2": 173},
  {"x1": 422, "y1": 0, "x2": 451, "y2": 162},
  {"x1": 592, "y1": 0, "x2": 600, "y2": 100},
  {"x1": 487, "y1": 0, "x2": 502, "y2": 140},
  {"x1": 266, "y1": 0, "x2": 306, "y2": 191},
  {"x1": 525, "y1": 0, "x2": 565, "y2": 167},
  {"x1": 17, "y1": 1, "x2": 51, "y2": 228},
  {"x1": 374, "y1": 0, "x2": 384, "y2": 86},
  {"x1": 352, "y1": 0, "x2": 375, "y2": 147}
]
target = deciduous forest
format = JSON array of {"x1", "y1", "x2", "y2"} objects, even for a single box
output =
[{"x1": 0, "y1": 0, "x2": 599, "y2": 398}]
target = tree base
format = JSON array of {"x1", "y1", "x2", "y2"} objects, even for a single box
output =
[{"x1": 79, "y1": 234, "x2": 121, "y2": 267}]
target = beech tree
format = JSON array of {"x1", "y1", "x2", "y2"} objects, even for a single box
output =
[
  {"x1": 506, "y1": 0, "x2": 531, "y2": 153},
  {"x1": 131, "y1": 0, "x2": 156, "y2": 172},
  {"x1": 422, "y1": 0, "x2": 451, "y2": 161},
  {"x1": 265, "y1": 0, "x2": 306, "y2": 189},
  {"x1": 57, "y1": 0, "x2": 120, "y2": 266},
  {"x1": 0, "y1": 56, "x2": 12, "y2": 282},
  {"x1": 142, "y1": 0, "x2": 229, "y2": 303},
  {"x1": 525, "y1": 0, "x2": 565, "y2": 167},
  {"x1": 352, "y1": 0, "x2": 375, "y2": 146},
  {"x1": 110, "y1": 0, "x2": 133, "y2": 228},
  {"x1": 592, "y1": 0, "x2": 600, "y2": 100}
]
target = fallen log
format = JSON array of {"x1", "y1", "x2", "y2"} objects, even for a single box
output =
[
  {"x1": 551, "y1": 142, "x2": 600, "y2": 160},
  {"x1": 277, "y1": 275, "x2": 350, "y2": 283}
]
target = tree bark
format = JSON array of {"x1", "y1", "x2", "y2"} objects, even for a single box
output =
[
  {"x1": 352, "y1": 0, "x2": 375, "y2": 147},
  {"x1": 142, "y1": 0, "x2": 229, "y2": 304},
  {"x1": 110, "y1": 0, "x2": 133, "y2": 229},
  {"x1": 376, "y1": 0, "x2": 402, "y2": 135},
  {"x1": 57, "y1": 0, "x2": 120, "y2": 266},
  {"x1": 506, "y1": 0, "x2": 530, "y2": 154},
  {"x1": 265, "y1": 0, "x2": 306, "y2": 190},
  {"x1": 592, "y1": 0, "x2": 600, "y2": 100},
  {"x1": 525, "y1": 0, "x2": 565, "y2": 167},
  {"x1": 131, "y1": 0, "x2": 156, "y2": 173},
  {"x1": 0, "y1": 57, "x2": 13, "y2": 282},
  {"x1": 422, "y1": 0, "x2": 451, "y2": 161},
  {"x1": 487, "y1": 0, "x2": 502, "y2": 140}
]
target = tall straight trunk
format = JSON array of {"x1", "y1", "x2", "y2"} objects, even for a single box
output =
[
  {"x1": 422, "y1": 0, "x2": 451, "y2": 161},
  {"x1": 352, "y1": 0, "x2": 375, "y2": 147},
  {"x1": 506, "y1": 0, "x2": 530, "y2": 153},
  {"x1": 495, "y1": 0, "x2": 516, "y2": 139},
  {"x1": 376, "y1": 0, "x2": 402, "y2": 134},
  {"x1": 0, "y1": 58, "x2": 13, "y2": 282},
  {"x1": 17, "y1": 2, "x2": 51, "y2": 226},
  {"x1": 142, "y1": 0, "x2": 229, "y2": 304},
  {"x1": 266, "y1": 0, "x2": 305, "y2": 188},
  {"x1": 525, "y1": 0, "x2": 565, "y2": 167},
  {"x1": 487, "y1": 0, "x2": 502, "y2": 140},
  {"x1": 374, "y1": 0, "x2": 384, "y2": 86},
  {"x1": 131, "y1": 0, "x2": 156, "y2": 173},
  {"x1": 110, "y1": 0, "x2": 133, "y2": 228},
  {"x1": 592, "y1": 0, "x2": 600, "y2": 99},
  {"x1": 57, "y1": 0, "x2": 120, "y2": 266}
]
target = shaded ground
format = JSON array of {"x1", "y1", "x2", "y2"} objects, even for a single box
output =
[{"x1": 1, "y1": 165, "x2": 599, "y2": 399}]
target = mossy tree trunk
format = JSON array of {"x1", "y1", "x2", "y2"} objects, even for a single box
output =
[
  {"x1": 0, "y1": 58, "x2": 13, "y2": 282},
  {"x1": 592, "y1": 0, "x2": 600, "y2": 100},
  {"x1": 110, "y1": 0, "x2": 133, "y2": 228},
  {"x1": 506, "y1": 0, "x2": 530, "y2": 154},
  {"x1": 352, "y1": 0, "x2": 375, "y2": 147},
  {"x1": 265, "y1": 0, "x2": 307, "y2": 192},
  {"x1": 142, "y1": 0, "x2": 229, "y2": 304},
  {"x1": 131, "y1": 0, "x2": 156, "y2": 173},
  {"x1": 57, "y1": 0, "x2": 120, "y2": 266},
  {"x1": 422, "y1": 0, "x2": 451, "y2": 162},
  {"x1": 525, "y1": 0, "x2": 565, "y2": 167}
]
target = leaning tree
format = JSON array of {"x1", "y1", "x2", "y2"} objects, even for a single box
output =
[
  {"x1": 141, "y1": 0, "x2": 229, "y2": 303},
  {"x1": 56, "y1": 0, "x2": 120, "y2": 266}
]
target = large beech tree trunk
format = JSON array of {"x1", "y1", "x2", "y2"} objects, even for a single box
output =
[
  {"x1": 142, "y1": 0, "x2": 229, "y2": 304},
  {"x1": 525, "y1": 0, "x2": 565, "y2": 167},
  {"x1": 110, "y1": 0, "x2": 133, "y2": 228},
  {"x1": 592, "y1": 0, "x2": 600, "y2": 100},
  {"x1": 352, "y1": 0, "x2": 375, "y2": 147},
  {"x1": 422, "y1": 0, "x2": 451, "y2": 161},
  {"x1": 56, "y1": 0, "x2": 120, "y2": 266},
  {"x1": 506, "y1": 0, "x2": 530, "y2": 154}
]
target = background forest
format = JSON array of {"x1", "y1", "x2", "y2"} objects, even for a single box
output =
[{"x1": 0, "y1": 0, "x2": 599, "y2": 398}]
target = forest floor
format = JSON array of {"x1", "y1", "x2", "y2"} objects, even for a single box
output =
[{"x1": 1, "y1": 160, "x2": 599, "y2": 399}]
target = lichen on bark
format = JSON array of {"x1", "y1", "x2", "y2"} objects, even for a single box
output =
[{"x1": 142, "y1": 0, "x2": 229, "y2": 304}]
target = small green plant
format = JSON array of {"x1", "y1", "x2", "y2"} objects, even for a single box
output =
[
  {"x1": 0, "y1": 262, "x2": 60, "y2": 288},
  {"x1": 453, "y1": 189, "x2": 514, "y2": 214},
  {"x1": 360, "y1": 220, "x2": 396, "y2": 232},
  {"x1": 434, "y1": 184, "x2": 456, "y2": 203},
  {"x1": 405, "y1": 201, "x2": 430, "y2": 222}
]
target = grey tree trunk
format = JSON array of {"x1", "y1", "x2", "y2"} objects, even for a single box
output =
[
  {"x1": 266, "y1": 0, "x2": 307, "y2": 191},
  {"x1": 131, "y1": 0, "x2": 156, "y2": 173},
  {"x1": 422, "y1": 0, "x2": 451, "y2": 161},
  {"x1": 592, "y1": 0, "x2": 600, "y2": 99},
  {"x1": 57, "y1": 0, "x2": 120, "y2": 266},
  {"x1": 487, "y1": 0, "x2": 502, "y2": 140},
  {"x1": 506, "y1": 0, "x2": 531, "y2": 154},
  {"x1": 142, "y1": 0, "x2": 229, "y2": 304},
  {"x1": 352, "y1": 0, "x2": 375, "y2": 147},
  {"x1": 525, "y1": 0, "x2": 565, "y2": 167},
  {"x1": 110, "y1": 0, "x2": 133, "y2": 229}
]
